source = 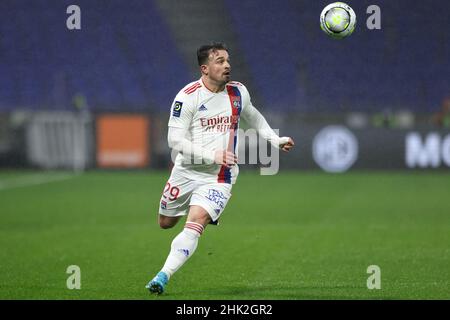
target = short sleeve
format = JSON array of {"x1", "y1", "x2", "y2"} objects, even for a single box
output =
[{"x1": 167, "y1": 91, "x2": 194, "y2": 129}]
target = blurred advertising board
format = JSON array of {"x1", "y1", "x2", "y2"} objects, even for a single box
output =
[
  {"x1": 96, "y1": 114, "x2": 150, "y2": 168},
  {"x1": 277, "y1": 125, "x2": 450, "y2": 172}
]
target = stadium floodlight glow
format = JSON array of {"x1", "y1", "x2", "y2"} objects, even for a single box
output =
[{"x1": 320, "y1": 2, "x2": 357, "y2": 39}]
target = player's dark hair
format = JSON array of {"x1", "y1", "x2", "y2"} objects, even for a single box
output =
[{"x1": 197, "y1": 42, "x2": 228, "y2": 66}]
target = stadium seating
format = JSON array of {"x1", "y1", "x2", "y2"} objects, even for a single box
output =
[
  {"x1": 0, "y1": 0, "x2": 190, "y2": 111},
  {"x1": 0, "y1": 0, "x2": 448, "y2": 113},
  {"x1": 224, "y1": 0, "x2": 449, "y2": 113}
]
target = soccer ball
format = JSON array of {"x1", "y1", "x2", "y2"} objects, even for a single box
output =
[{"x1": 320, "y1": 2, "x2": 356, "y2": 39}]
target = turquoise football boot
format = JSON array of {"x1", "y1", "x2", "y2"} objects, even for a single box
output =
[{"x1": 145, "y1": 271, "x2": 168, "y2": 294}]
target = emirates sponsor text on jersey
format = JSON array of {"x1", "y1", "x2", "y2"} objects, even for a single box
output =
[{"x1": 200, "y1": 115, "x2": 239, "y2": 132}]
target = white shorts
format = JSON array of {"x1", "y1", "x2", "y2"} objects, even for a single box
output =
[{"x1": 158, "y1": 170, "x2": 233, "y2": 222}]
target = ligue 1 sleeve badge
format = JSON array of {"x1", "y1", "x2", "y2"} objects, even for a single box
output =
[{"x1": 172, "y1": 101, "x2": 183, "y2": 117}]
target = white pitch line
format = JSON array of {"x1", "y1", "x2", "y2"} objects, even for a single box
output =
[{"x1": 0, "y1": 173, "x2": 78, "y2": 191}]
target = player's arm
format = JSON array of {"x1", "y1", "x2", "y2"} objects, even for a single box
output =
[
  {"x1": 241, "y1": 103, "x2": 294, "y2": 152},
  {"x1": 167, "y1": 126, "x2": 213, "y2": 164},
  {"x1": 168, "y1": 127, "x2": 237, "y2": 167}
]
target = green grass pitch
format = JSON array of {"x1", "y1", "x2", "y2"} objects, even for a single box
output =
[{"x1": 0, "y1": 170, "x2": 449, "y2": 299}]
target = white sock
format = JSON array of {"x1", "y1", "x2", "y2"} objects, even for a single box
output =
[{"x1": 161, "y1": 222, "x2": 204, "y2": 279}]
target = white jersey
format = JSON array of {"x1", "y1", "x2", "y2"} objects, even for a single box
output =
[{"x1": 168, "y1": 79, "x2": 251, "y2": 184}]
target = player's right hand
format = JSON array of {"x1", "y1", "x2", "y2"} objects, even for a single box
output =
[
  {"x1": 214, "y1": 150, "x2": 237, "y2": 168},
  {"x1": 279, "y1": 137, "x2": 295, "y2": 152}
]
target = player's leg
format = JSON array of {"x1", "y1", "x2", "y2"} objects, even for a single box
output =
[
  {"x1": 147, "y1": 183, "x2": 232, "y2": 294},
  {"x1": 146, "y1": 205, "x2": 209, "y2": 295},
  {"x1": 159, "y1": 206, "x2": 210, "y2": 273},
  {"x1": 146, "y1": 173, "x2": 191, "y2": 294},
  {"x1": 148, "y1": 184, "x2": 232, "y2": 291},
  {"x1": 187, "y1": 204, "x2": 212, "y2": 225},
  {"x1": 160, "y1": 206, "x2": 211, "y2": 276},
  {"x1": 158, "y1": 214, "x2": 182, "y2": 229}
]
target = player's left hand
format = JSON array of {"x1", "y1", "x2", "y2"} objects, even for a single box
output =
[{"x1": 279, "y1": 137, "x2": 294, "y2": 152}]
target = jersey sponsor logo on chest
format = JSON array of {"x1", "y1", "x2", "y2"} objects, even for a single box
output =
[{"x1": 200, "y1": 115, "x2": 239, "y2": 132}]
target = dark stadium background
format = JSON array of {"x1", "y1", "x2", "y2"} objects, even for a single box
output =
[{"x1": 0, "y1": 0, "x2": 449, "y2": 300}]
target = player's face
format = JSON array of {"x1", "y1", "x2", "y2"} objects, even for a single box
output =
[{"x1": 205, "y1": 50, "x2": 231, "y2": 84}]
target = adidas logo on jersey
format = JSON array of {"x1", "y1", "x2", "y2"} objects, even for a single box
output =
[{"x1": 198, "y1": 104, "x2": 208, "y2": 111}]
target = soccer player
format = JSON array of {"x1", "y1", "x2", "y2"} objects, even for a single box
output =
[{"x1": 146, "y1": 42, "x2": 294, "y2": 294}]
